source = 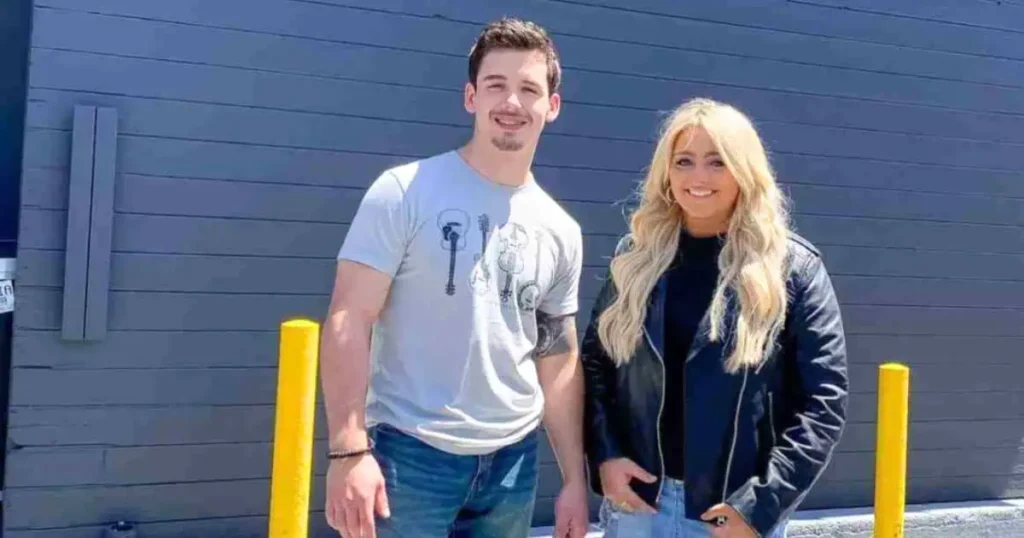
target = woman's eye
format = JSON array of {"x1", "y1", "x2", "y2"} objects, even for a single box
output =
[
  {"x1": 676, "y1": 158, "x2": 694, "y2": 167},
  {"x1": 709, "y1": 159, "x2": 726, "y2": 168}
]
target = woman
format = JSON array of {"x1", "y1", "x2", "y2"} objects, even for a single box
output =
[{"x1": 581, "y1": 98, "x2": 848, "y2": 538}]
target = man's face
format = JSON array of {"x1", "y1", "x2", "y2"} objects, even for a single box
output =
[{"x1": 465, "y1": 49, "x2": 560, "y2": 153}]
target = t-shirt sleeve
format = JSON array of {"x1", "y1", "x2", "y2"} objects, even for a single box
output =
[
  {"x1": 337, "y1": 170, "x2": 410, "y2": 277},
  {"x1": 539, "y1": 226, "x2": 583, "y2": 317}
]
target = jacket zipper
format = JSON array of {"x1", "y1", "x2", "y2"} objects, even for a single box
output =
[
  {"x1": 768, "y1": 391, "x2": 777, "y2": 446},
  {"x1": 642, "y1": 326, "x2": 667, "y2": 504},
  {"x1": 721, "y1": 367, "x2": 749, "y2": 503}
]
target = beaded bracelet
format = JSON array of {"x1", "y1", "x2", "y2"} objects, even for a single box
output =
[{"x1": 326, "y1": 437, "x2": 376, "y2": 460}]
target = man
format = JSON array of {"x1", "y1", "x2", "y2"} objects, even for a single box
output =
[{"x1": 320, "y1": 18, "x2": 590, "y2": 538}]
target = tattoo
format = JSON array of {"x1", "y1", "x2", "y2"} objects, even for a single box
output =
[{"x1": 535, "y1": 311, "x2": 577, "y2": 358}]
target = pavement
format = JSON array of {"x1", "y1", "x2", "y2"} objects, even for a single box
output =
[{"x1": 529, "y1": 498, "x2": 1024, "y2": 537}]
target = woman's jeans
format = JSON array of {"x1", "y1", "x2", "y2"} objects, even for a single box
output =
[{"x1": 599, "y1": 478, "x2": 789, "y2": 538}]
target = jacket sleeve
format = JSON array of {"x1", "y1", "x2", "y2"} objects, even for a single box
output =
[
  {"x1": 726, "y1": 253, "x2": 850, "y2": 537},
  {"x1": 580, "y1": 269, "x2": 624, "y2": 496}
]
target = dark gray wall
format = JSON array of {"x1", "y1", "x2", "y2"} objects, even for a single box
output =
[{"x1": 7, "y1": 0, "x2": 1024, "y2": 536}]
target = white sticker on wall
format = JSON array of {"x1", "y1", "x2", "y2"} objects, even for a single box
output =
[{"x1": 0, "y1": 279, "x2": 14, "y2": 314}]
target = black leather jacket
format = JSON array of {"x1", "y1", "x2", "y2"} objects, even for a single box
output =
[{"x1": 581, "y1": 233, "x2": 849, "y2": 537}]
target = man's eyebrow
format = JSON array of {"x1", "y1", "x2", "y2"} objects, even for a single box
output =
[{"x1": 481, "y1": 74, "x2": 507, "y2": 82}]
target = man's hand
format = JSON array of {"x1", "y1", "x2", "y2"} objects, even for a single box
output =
[
  {"x1": 325, "y1": 454, "x2": 390, "y2": 538},
  {"x1": 701, "y1": 503, "x2": 757, "y2": 538},
  {"x1": 598, "y1": 458, "x2": 657, "y2": 514},
  {"x1": 552, "y1": 480, "x2": 590, "y2": 538}
]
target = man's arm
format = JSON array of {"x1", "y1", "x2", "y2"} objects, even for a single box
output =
[
  {"x1": 320, "y1": 260, "x2": 392, "y2": 452},
  {"x1": 535, "y1": 310, "x2": 586, "y2": 486}
]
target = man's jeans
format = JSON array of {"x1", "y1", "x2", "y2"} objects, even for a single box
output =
[{"x1": 370, "y1": 423, "x2": 539, "y2": 538}]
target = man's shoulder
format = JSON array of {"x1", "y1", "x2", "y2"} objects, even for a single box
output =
[
  {"x1": 527, "y1": 183, "x2": 581, "y2": 236},
  {"x1": 378, "y1": 151, "x2": 456, "y2": 189}
]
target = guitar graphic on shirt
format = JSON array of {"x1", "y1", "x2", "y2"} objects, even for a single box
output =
[
  {"x1": 437, "y1": 209, "x2": 469, "y2": 296},
  {"x1": 496, "y1": 223, "x2": 529, "y2": 304},
  {"x1": 471, "y1": 214, "x2": 491, "y2": 285}
]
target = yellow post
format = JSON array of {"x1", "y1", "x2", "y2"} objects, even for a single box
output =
[
  {"x1": 268, "y1": 318, "x2": 321, "y2": 538},
  {"x1": 874, "y1": 363, "x2": 910, "y2": 538}
]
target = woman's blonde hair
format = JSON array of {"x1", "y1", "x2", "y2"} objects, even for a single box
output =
[{"x1": 597, "y1": 97, "x2": 791, "y2": 373}]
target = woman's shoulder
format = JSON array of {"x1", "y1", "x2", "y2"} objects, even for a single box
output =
[{"x1": 785, "y1": 231, "x2": 832, "y2": 292}]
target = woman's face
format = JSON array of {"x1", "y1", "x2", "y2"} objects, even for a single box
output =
[{"x1": 667, "y1": 127, "x2": 741, "y2": 236}]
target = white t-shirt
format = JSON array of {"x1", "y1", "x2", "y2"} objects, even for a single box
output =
[{"x1": 337, "y1": 150, "x2": 583, "y2": 455}]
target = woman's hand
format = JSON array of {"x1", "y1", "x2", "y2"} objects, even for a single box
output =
[
  {"x1": 598, "y1": 458, "x2": 658, "y2": 514},
  {"x1": 701, "y1": 503, "x2": 757, "y2": 538}
]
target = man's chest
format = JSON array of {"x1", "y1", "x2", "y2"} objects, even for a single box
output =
[{"x1": 403, "y1": 205, "x2": 561, "y2": 312}]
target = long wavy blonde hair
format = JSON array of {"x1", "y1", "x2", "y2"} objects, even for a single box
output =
[{"x1": 597, "y1": 98, "x2": 791, "y2": 373}]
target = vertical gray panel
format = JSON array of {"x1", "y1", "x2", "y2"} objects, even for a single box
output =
[
  {"x1": 60, "y1": 105, "x2": 95, "y2": 341},
  {"x1": 84, "y1": 107, "x2": 117, "y2": 340}
]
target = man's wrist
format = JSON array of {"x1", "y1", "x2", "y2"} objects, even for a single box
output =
[{"x1": 329, "y1": 428, "x2": 370, "y2": 452}]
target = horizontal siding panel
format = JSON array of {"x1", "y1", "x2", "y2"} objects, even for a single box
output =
[
  {"x1": 11, "y1": 366, "x2": 1024, "y2": 421},
  {"x1": 797, "y1": 0, "x2": 1024, "y2": 32},
  {"x1": 4, "y1": 477, "x2": 326, "y2": 529},
  {"x1": 845, "y1": 334, "x2": 1024, "y2": 366},
  {"x1": 29, "y1": 4, "x2": 1024, "y2": 115},
  {"x1": 839, "y1": 419, "x2": 1024, "y2": 452},
  {"x1": 17, "y1": 250, "x2": 339, "y2": 295},
  {"x1": 11, "y1": 361, "x2": 1018, "y2": 410},
  {"x1": 841, "y1": 304, "x2": 1024, "y2": 337},
  {"x1": 565, "y1": 0, "x2": 1024, "y2": 60},
  {"x1": 828, "y1": 276, "x2": 1024, "y2": 309},
  {"x1": 7, "y1": 405, "x2": 280, "y2": 447},
  {"x1": 823, "y1": 446, "x2": 1024, "y2": 483},
  {"x1": 6, "y1": 474, "x2": 1022, "y2": 530},
  {"x1": 19, "y1": 208, "x2": 1024, "y2": 264},
  {"x1": 303, "y1": 0, "x2": 1024, "y2": 89},
  {"x1": 808, "y1": 474, "x2": 1024, "y2": 509},
  {"x1": 847, "y1": 390, "x2": 1024, "y2": 423},
  {"x1": 21, "y1": 162, "x2": 1024, "y2": 229},
  {"x1": 24, "y1": 83, "x2": 1024, "y2": 174},
  {"x1": 4, "y1": 514, "x2": 317, "y2": 538},
  {"x1": 13, "y1": 328, "x2": 1021, "y2": 373},
  {"x1": 22, "y1": 128, "x2": 1024, "y2": 201},
  {"x1": 848, "y1": 363, "x2": 1024, "y2": 394},
  {"x1": 11, "y1": 403, "x2": 1023, "y2": 452},
  {"x1": 34, "y1": 0, "x2": 1024, "y2": 90},
  {"x1": 9, "y1": 368, "x2": 281, "y2": 406},
  {"x1": 10, "y1": 440, "x2": 1020, "y2": 491},
  {"x1": 15, "y1": 288, "x2": 330, "y2": 332},
  {"x1": 26, "y1": 46, "x2": 1024, "y2": 148},
  {"x1": 14, "y1": 286, "x2": 1024, "y2": 335},
  {"x1": 18, "y1": 247, "x2": 1024, "y2": 309}
]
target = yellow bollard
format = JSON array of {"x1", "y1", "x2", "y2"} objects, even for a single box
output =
[
  {"x1": 268, "y1": 318, "x2": 321, "y2": 538},
  {"x1": 873, "y1": 363, "x2": 910, "y2": 538}
]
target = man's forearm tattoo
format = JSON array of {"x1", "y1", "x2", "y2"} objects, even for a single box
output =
[{"x1": 535, "y1": 311, "x2": 576, "y2": 358}]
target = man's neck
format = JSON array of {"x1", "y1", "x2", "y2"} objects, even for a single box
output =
[{"x1": 458, "y1": 137, "x2": 535, "y2": 188}]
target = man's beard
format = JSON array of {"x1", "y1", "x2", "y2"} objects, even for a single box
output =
[{"x1": 491, "y1": 133, "x2": 525, "y2": 152}]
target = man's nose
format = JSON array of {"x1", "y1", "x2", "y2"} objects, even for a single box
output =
[{"x1": 504, "y1": 91, "x2": 522, "y2": 108}]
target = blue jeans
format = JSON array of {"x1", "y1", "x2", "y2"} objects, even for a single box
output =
[
  {"x1": 369, "y1": 423, "x2": 539, "y2": 538},
  {"x1": 599, "y1": 478, "x2": 788, "y2": 538}
]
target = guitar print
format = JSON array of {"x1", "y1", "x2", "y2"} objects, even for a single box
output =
[
  {"x1": 472, "y1": 214, "x2": 492, "y2": 284},
  {"x1": 437, "y1": 209, "x2": 470, "y2": 296},
  {"x1": 496, "y1": 223, "x2": 529, "y2": 304}
]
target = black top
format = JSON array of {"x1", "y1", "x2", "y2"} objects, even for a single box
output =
[{"x1": 660, "y1": 229, "x2": 723, "y2": 480}]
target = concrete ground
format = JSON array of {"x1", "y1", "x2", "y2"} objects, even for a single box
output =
[{"x1": 530, "y1": 498, "x2": 1024, "y2": 537}]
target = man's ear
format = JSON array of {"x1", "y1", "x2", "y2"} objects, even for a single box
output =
[
  {"x1": 464, "y1": 82, "x2": 477, "y2": 114},
  {"x1": 545, "y1": 92, "x2": 562, "y2": 123}
]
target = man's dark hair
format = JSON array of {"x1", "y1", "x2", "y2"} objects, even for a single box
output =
[{"x1": 467, "y1": 18, "x2": 561, "y2": 95}]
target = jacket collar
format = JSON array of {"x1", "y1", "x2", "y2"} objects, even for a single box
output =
[{"x1": 644, "y1": 273, "x2": 737, "y2": 364}]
